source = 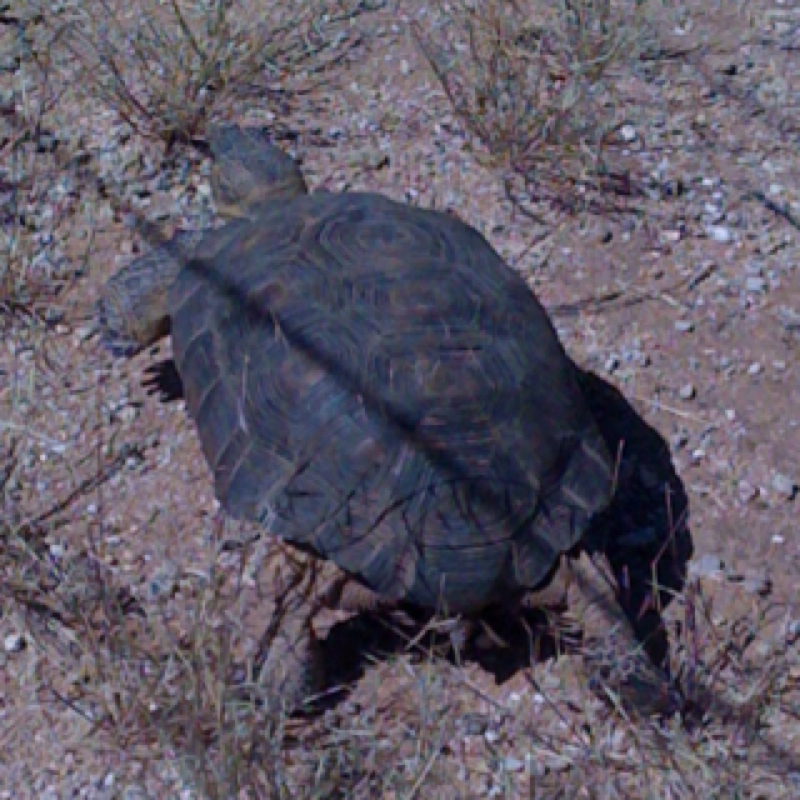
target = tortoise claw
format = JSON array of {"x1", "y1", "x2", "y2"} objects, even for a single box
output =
[{"x1": 143, "y1": 358, "x2": 184, "y2": 403}]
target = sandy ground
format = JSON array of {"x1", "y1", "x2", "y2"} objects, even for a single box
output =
[{"x1": 1, "y1": 0, "x2": 799, "y2": 796}]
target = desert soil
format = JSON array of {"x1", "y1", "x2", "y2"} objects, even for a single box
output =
[{"x1": 1, "y1": 0, "x2": 799, "y2": 797}]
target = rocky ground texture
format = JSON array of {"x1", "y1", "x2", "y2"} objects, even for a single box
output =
[{"x1": 1, "y1": 0, "x2": 799, "y2": 797}]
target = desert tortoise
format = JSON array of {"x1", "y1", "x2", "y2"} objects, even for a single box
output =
[{"x1": 97, "y1": 126, "x2": 683, "y2": 712}]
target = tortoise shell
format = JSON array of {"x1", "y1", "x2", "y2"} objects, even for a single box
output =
[{"x1": 168, "y1": 190, "x2": 614, "y2": 613}]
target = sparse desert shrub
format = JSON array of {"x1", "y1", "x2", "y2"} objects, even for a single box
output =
[
  {"x1": 61, "y1": 0, "x2": 371, "y2": 146},
  {"x1": 414, "y1": 0, "x2": 655, "y2": 214}
]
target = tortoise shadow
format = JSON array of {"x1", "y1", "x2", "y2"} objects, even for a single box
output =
[
  {"x1": 308, "y1": 366, "x2": 694, "y2": 708},
  {"x1": 315, "y1": 604, "x2": 564, "y2": 711},
  {"x1": 144, "y1": 357, "x2": 693, "y2": 703}
]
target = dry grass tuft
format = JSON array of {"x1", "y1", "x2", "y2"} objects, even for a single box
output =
[
  {"x1": 0, "y1": 27, "x2": 86, "y2": 322},
  {"x1": 0, "y1": 503, "x2": 307, "y2": 796},
  {"x1": 414, "y1": 0, "x2": 656, "y2": 216},
  {"x1": 54, "y1": 0, "x2": 371, "y2": 146}
]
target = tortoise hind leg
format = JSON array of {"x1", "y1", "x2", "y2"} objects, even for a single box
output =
[
  {"x1": 320, "y1": 575, "x2": 389, "y2": 614},
  {"x1": 560, "y1": 553, "x2": 683, "y2": 715},
  {"x1": 254, "y1": 601, "x2": 325, "y2": 713}
]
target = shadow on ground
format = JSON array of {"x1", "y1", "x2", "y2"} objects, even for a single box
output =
[{"x1": 263, "y1": 365, "x2": 695, "y2": 711}]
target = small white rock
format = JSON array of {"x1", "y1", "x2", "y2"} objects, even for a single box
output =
[
  {"x1": 49, "y1": 541, "x2": 66, "y2": 559},
  {"x1": 504, "y1": 756, "x2": 524, "y2": 773},
  {"x1": 620, "y1": 124, "x2": 637, "y2": 142},
  {"x1": 708, "y1": 225, "x2": 732, "y2": 242},
  {"x1": 742, "y1": 571, "x2": 772, "y2": 597},
  {"x1": 74, "y1": 324, "x2": 95, "y2": 341},
  {"x1": 744, "y1": 276, "x2": 766, "y2": 292},
  {"x1": 689, "y1": 553, "x2": 725, "y2": 579},
  {"x1": 772, "y1": 473, "x2": 796, "y2": 500},
  {"x1": 4, "y1": 633, "x2": 25, "y2": 653}
]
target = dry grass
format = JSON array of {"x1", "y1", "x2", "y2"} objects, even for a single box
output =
[
  {"x1": 1, "y1": 0, "x2": 799, "y2": 796},
  {"x1": 54, "y1": 0, "x2": 370, "y2": 146},
  {"x1": 2, "y1": 507, "x2": 798, "y2": 797},
  {"x1": 0, "y1": 24, "x2": 87, "y2": 322},
  {"x1": 413, "y1": 0, "x2": 657, "y2": 217}
]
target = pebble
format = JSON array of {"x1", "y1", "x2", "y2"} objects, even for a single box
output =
[
  {"x1": 707, "y1": 225, "x2": 732, "y2": 242},
  {"x1": 674, "y1": 320, "x2": 694, "y2": 333},
  {"x1": 744, "y1": 262, "x2": 764, "y2": 276},
  {"x1": 74, "y1": 324, "x2": 96, "y2": 342},
  {"x1": 118, "y1": 405, "x2": 138, "y2": 423},
  {"x1": 771, "y1": 472, "x2": 796, "y2": 501},
  {"x1": 744, "y1": 276, "x2": 766, "y2": 292},
  {"x1": 740, "y1": 571, "x2": 772, "y2": 597},
  {"x1": 459, "y1": 713, "x2": 490, "y2": 736},
  {"x1": 4, "y1": 633, "x2": 26, "y2": 653},
  {"x1": 678, "y1": 383, "x2": 695, "y2": 400},
  {"x1": 672, "y1": 430, "x2": 689, "y2": 449},
  {"x1": 49, "y1": 542, "x2": 66, "y2": 559},
  {"x1": 604, "y1": 354, "x2": 620, "y2": 373},
  {"x1": 620, "y1": 124, "x2": 637, "y2": 142},
  {"x1": 689, "y1": 553, "x2": 725, "y2": 579},
  {"x1": 504, "y1": 756, "x2": 524, "y2": 773},
  {"x1": 0, "y1": 88, "x2": 15, "y2": 111},
  {"x1": 737, "y1": 481, "x2": 758, "y2": 504},
  {"x1": 147, "y1": 563, "x2": 179, "y2": 599}
]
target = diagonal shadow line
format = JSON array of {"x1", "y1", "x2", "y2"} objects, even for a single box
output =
[{"x1": 181, "y1": 250, "x2": 567, "y2": 511}]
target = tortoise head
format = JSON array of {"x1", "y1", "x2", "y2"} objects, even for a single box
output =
[{"x1": 208, "y1": 126, "x2": 309, "y2": 219}]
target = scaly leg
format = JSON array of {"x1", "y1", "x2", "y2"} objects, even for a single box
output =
[{"x1": 562, "y1": 552, "x2": 683, "y2": 714}]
